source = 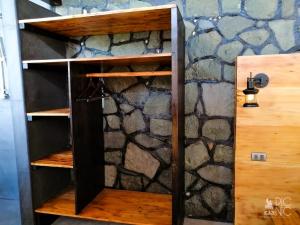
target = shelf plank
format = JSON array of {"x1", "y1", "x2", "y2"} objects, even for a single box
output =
[
  {"x1": 31, "y1": 149, "x2": 73, "y2": 168},
  {"x1": 27, "y1": 108, "x2": 70, "y2": 117},
  {"x1": 19, "y1": 5, "x2": 175, "y2": 37},
  {"x1": 85, "y1": 71, "x2": 172, "y2": 78},
  {"x1": 36, "y1": 188, "x2": 172, "y2": 225},
  {"x1": 23, "y1": 53, "x2": 171, "y2": 66}
]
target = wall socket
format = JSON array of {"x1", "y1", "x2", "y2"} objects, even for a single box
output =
[{"x1": 251, "y1": 152, "x2": 267, "y2": 161}]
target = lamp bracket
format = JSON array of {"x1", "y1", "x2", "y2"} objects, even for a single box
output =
[{"x1": 254, "y1": 73, "x2": 269, "y2": 88}]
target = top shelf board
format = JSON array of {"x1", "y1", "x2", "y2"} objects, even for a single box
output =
[{"x1": 19, "y1": 4, "x2": 176, "y2": 37}]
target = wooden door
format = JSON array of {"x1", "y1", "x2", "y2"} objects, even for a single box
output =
[{"x1": 235, "y1": 54, "x2": 300, "y2": 225}]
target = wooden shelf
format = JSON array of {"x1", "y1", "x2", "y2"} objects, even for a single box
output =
[
  {"x1": 35, "y1": 188, "x2": 172, "y2": 225},
  {"x1": 27, "y1": 108, "x2": 70, "y2": 117},
  {"x1": 85, "y1": 70, "x2": 172, "y2": 78},
  {"x1": 19, "y1": 4, "x2": 175, "y2": 37},
  {"x1": 31, "y1": 149, "x2": 73, "y2": 168},
  {"x1": 23, "y1": 53, "x2": 171, "y2": 66}
]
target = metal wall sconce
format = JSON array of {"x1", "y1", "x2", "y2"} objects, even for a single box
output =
[{"x1": 243, "y1": 73, "x2": 269, "y2": 107}]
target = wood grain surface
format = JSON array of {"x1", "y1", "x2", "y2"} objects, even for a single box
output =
[
  {"x1": 235, "y1": 53, "x2": 300, "y2": 225},
  {"x1": 27, "y1": 108, "x2": 70, "y2": 117},
  {"x1": 19, "y1": 5, "x2": 175, "y2": 36},
  {"x1": 35, "y1": 188, "x2": 172, "y2": 225},
  {"x1": 85, "y1": 70, "x2": 172, "y2": 77},
  {"x1": 31, "y1": 149, "x2": 73, "y2": 168}
]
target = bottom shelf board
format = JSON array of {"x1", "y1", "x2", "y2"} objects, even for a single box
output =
[{"x1": 36, "y1": 188, "x2": 172, "y2": 225}]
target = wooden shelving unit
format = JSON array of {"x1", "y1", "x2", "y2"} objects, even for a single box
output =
[
  {"x1": 27, "y1": 108, "x2": 70, "y2": 117},
  {"x1": 36, "y1": 188, "x2": 172, "y2": 225},
  {"x1": 18, "y1": 3, "x2": 184, "y2": 225},
  {"x1": 31, "y1": 149, "x2": 73, "y2": 168}
]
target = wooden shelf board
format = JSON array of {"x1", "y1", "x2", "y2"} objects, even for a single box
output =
[
  {"x1": 23, "y1": 53, "x2": 171, "y2": 66},
  {"x1": 19, "y1": 4, "x2": 175, "y2": 37},
  {"x1": 85, "y1": 70, "x2": 171, "y2": 78},
  {"x1": 27, "y1": 108, "x2": 70, "y2": 117},
  {"x1": 31, "y1": 149, "x2": 73, "y2": 168},
  {"x1": 35, "y1": 188, "x2": 172, "y2": 225}
]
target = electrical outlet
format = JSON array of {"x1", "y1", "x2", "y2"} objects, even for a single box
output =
[{"x1": 251, "y1": 152, "x2": 267, "y2": 161}]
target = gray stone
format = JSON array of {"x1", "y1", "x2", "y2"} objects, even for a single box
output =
[
  {"x1": 202, "y1": 82, "x2": 234, "y2": 117},
  {"x1": 105, "y1": 151, "x2": 122, "y2": 164},
  {"x1": 217, "y1": 16, "x2": 255, "y2": 40},
  {"x1": 150, "y1": 77, "x2": 171, "y2": 90},
  {"x1": 185, "y1": 141, "x2": 210, "y2": 170},
  {"x1": 61, "y1": 0, "x2": 80, "y2": 6},
  {"x1": 163, "y1": 30, "x2": 171, "y2": 39},
  {"x1": 147, "y1": 182, "x2": 170, "y2": 194},
  {"x1": 191, "y1": 179, "x2": 207, "y2": 191},
  {"x1": 184, "y1": 20, "x2": 195, "y2": 41},
  {"x1": 82, "y1": 0, "x2": 106, "y2": 7},
  {"x1": 107, "y1": 0, "x2": 128, "y2": 9},
  {"x1": 189, "y1": 31, "x2": 222, "y2": 60},
  {"x1": 198, "y1": 165, "x2": 232, "y2": 185},
  {"x1": 282, "y1": 0, "x2": 295, "y2": 18},
  {"x1": 196, "y1": 20, "x2": 214, "y2": 32},
  {"x1": 217, "y1": 41, "x2": 243, "y2": 63},
  {"x1": 202, "y1": 119, "x2": 231, "y2": 141},
  {"x1": 186, "y1": 59, "x2": 222, "y2": 81},
  {"x1": 113, "y1": 33, "x2": 130, "y2": 43},
  {"x1": 89, "y1": 8, "x2": 101, "y2": 13},
  {"x1": 106, "y1": 76, "x2": 138, "y2": 93},
  {"x1": 261, "y1": 44, "x2": 280, "y2": 55},
  {"x1": 120, "y1": 103, "x2": 134, "y2": 113},
  {"x1": 103, "y1": 97, "x2": 118, "y2": 114},
  {"x1": 143, "y1": 94, "x2": 171, "y2": 116},
  {"x1": 135, "y1": 134, "x2": 163, "y2": 148},
  {"x1": 105, "y1": 165, "x2": 117, "y2": 187},
  {"x1": 148, "y1": 31, "x2": 161, "y2": 49},
  {"x1": 269, "y1": 20, "x2": 296, "y2": 51},
  {"x1": 185, "y1": 115, "x2": 199, "y2": 139},
  {"x1": 111, "y1": 41, "x2": 145, "y2": 55},
  {"x1": 186, "y1": 0, "x2": 219, "y2": 17},
  {"x1": 123, "y1": 110, "x2": 146, "y2": 134},
  {"x1": 185, "y1": 194, "x2": 210, "y2": 217},
  {"x1": 125, "y1": 142, "x2": 160, "y2": 178},
  {"x1": 85, "y1": 35, "x2": 110, "y2": 51},
  {"x1": 158, "y1": 168, "x2": 172, "y2": 189},
  {"x1": 55, "y1": 7, "x2": 68, "y2": 15},
  {"x1": 245, "y1": 0, "x2": 278, "y2": 19},
  {"x1": 123, "y1": 84, "x2": 150, "y2": 106},
  {"x1": 256, "y1": 21, "x2": 267, "y2": 27},
  {"x1": 214, "y1": 145, "x2": 233, "y2": 163},
  {"x1": 131, "y1": 64, "x2": 159, "y2": 72},
  {"x1": 156, "y1": 147, "x2": 171, "y2": 165},
  {"x1": 185, "y1": 82, "x2": 199, "y2": 114},
  {"x1": 121, "y1": 174, "x2": 142, "y2": 191},
  {"x1": 129, "y1": 0, "x2": 152, "y2": 8},
  {"x1": 240, "y1": 29, "x2": 270, "y2": 46},
  {"x1": 106, "y1": 115, "x2": 121, "y2": 129},
  {"x1": 104, "y1": 132, "x2": 126, "y2": 149},
  {"x1": 133, "y1": 31, "x2": 149, "y2": 39},
  {"x1": 68, "y1": 7, "x2": 82, "y2": 15},
  {"x1": 103, "y1": 117, "x2": 107, "y2": 129},
  {"x1": 243, "y1": 48, "x2": 255, "y2": 56},
  {"x1": 163, "y1": 41, "x2": 171, "y2": 53},
  {"x1": 150, "y1": 119, "x2": 172, "y2": 136},
  {"x1": 222, "y1": 0, "x2": 241, "y2": 13},
  {"x1": 196, "y1": 100, "x2": 204, "y2": 117},
  {"x1": 202, "y1": 186, "x2": 227, "y2": 213},
  {"x1": 185, "y1": 172, "x2": 197, "y2": 190},
  {"x1": 224, "y1": 65, "x2": 235, "y2": 82}
]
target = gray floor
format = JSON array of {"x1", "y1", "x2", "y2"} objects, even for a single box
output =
[{"x1": 0, "y1": 199, "x2": 21, "y2": 225}]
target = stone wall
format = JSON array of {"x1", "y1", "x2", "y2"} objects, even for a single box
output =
[{"x1": 55, "y1": 0, "x2": 300, "y2": 222}]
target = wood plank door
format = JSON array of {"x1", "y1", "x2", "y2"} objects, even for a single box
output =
[
  {"x1": 69, "y1": 62, "x2": 105, "y2": 214},
  {"x1": 235, "y1": 54, "x2": 300, "y2": 225}
]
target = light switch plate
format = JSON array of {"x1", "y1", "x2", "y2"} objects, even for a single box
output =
[{"x1": 251, "y1": 152, "x2": 267, "y2": 161}]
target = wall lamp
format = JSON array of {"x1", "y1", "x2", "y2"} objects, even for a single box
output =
[{"x1": 243, "y1": 73, "x2": 269, "y2": 107}]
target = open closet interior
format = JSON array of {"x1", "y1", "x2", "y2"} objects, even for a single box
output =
[{"x1": 18, "y1": 1, "x2": 185, "y2": 225}]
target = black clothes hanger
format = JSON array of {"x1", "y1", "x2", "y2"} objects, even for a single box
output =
[{"x1": 76, "y1": 78, "x2": 109, "y2": 103}]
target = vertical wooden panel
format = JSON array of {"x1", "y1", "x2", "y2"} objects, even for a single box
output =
[
  {"x1": 235, "y1": 53, "x2": 300, "y2": 225},
  {"x1": 69, "y1": 63, "x2": 104, "y2": 214},
  {"x1": 171, "y1": 7, "x2": 185, "y2": 225}
]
